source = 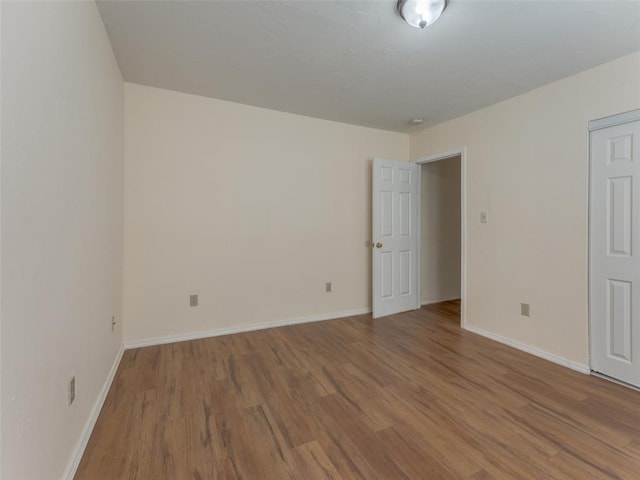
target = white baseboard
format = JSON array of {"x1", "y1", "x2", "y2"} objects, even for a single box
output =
[
  {"x1": 463, "y1": 324, "x2": 590, "y2": 375},
  {"x1": 421, "y1": 297, "x2": 461, "y2": 306},
  {"x1": 124, "y1": 307, "x2": 372, "y2": 350},
  {"x1": 64, "y1": 345, "x2": 125, "y2": 480}
]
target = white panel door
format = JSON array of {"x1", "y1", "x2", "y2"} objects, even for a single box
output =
[
  {"x1": 372, "y1": 158, "x2": 419, "y2": 318},
  {"x1": 590, "y1": 119, "x2": 640, "y2": 387}
]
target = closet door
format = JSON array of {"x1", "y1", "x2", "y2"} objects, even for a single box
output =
[{"x1": 590, "y1": 118, "x2": 640, "y2": 387}]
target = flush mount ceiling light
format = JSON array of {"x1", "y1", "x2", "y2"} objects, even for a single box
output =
[{"x1": 397, "y1": 0, "x2": 448, "y2": 29}]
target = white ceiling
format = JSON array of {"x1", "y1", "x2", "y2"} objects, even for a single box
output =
[{"x1": 96, "y1": 0, "x2": 640, "y2": 132}]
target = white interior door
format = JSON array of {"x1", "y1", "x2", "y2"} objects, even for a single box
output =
[
  {"x1": 590, "y1": 118, "x2": 640, "y2": 387},
  {"x1": 372, "y1": 158, "x2": 419, "y2": 318}
]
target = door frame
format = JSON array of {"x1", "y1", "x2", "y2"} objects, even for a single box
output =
[
  {"x1": 588, "y1": 108, "x2": 640, "y2": 374},
  {"x1": 414, "y1": 148, "x2": 468, "y2": 327}
]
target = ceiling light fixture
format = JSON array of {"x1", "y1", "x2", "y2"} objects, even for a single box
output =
[{"x1": 397, "y1": 0, "x2": 448, "y2": 29}]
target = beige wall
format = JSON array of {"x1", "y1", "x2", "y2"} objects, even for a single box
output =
[
  {"x1": 411, "y1": 51, "x2": 640, "y2": 368},
  {"x1": 1, "y1": 2, "x2": 124, "y2": 478},
  {"x1": 420, "y1": 156, "x2": 461, "y2": 304},
  {"x1": 0, "y1": 2, "x2": 3, "y2": 475},
  {"x1": 124, "y1": 83, "x2": 409, "y2": 344}
]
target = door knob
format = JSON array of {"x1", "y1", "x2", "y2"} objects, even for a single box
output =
[{"x1": 375, "y1": 242, "x2": 383, "y2": 248}]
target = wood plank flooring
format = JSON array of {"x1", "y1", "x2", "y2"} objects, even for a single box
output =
[{"x1": 75, "y1": 301, "x2": 640, "y2": 479}]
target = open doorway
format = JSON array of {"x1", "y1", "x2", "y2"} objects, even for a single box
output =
[{"x1": 417, "y1": 150, "x2": 466, "y2": 325}]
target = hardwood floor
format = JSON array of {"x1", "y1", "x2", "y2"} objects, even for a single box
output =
[{"x1": 75, "y1": 301, "x2": 640, "y2": 479}]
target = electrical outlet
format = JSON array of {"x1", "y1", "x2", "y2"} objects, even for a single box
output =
[
  {"x1": 190, "y1": 294, "x2": 198, "y2": 307},
  {"x1": 325, "y1": 282, "x2": 332, "y2": 293},
  {"x1": 521, "y1": 303, "x2": 530, "y2": 317},
  {"x1": 69, "y1": 376, "x2": 76, "y2": 406}
]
